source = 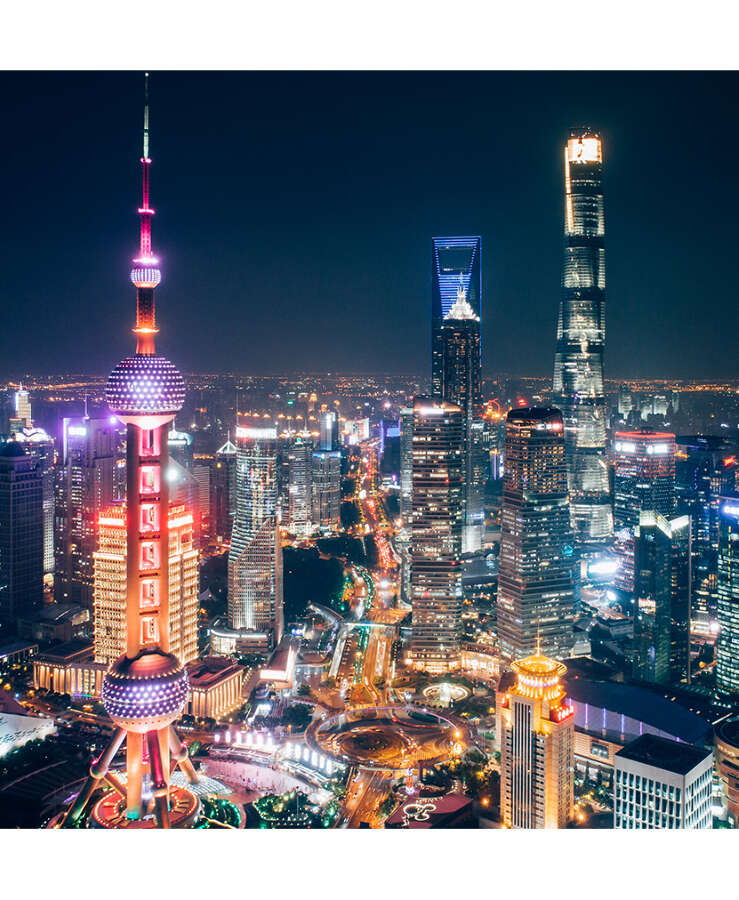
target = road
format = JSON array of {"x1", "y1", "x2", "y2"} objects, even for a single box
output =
[{"x1": 343, "y1": 770, "x2": 391, "y2": 828}]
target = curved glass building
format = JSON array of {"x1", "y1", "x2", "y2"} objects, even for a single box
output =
[{"x1": 553, "y1": 129, "x2": 613, "y2": 549}]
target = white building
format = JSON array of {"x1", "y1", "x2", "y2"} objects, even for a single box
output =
[{"x1": 614, "y1": 734, "x2": 713, "y2": 829}]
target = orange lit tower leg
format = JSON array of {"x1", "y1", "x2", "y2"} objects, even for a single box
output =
[{"x1": 56, "y1": 74, "x2": 199, "y2": 829}]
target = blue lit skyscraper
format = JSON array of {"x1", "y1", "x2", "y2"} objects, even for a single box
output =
[
  {"x1": 553, "y1": 130, "x2": 613, "y2": 549},
  {"x1": 431, "y1": 236, "x2": 481, "y2": 401}
]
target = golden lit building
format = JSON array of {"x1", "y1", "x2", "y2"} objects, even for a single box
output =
[
  {"x1": 497, "y1": 650, "x2": 574, "y2": 828},
  {"x1": 187, "y1": 657, "x2": 244, "y2": 720},
  {"x1": 93, "y1": 503, "x2": 199, "y2": 666}
]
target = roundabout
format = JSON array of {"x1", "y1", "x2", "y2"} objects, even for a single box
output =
[{"x1": 306, "y1": 705, "x2": 468, "y2": 772}]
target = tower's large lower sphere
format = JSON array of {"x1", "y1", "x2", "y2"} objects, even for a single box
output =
[
  {"x1": 106, "y1": 354, "x2": 185, "y2": 419},
  {"x1": 102, "y1": 648, "x2": 189, "y2": 733}
]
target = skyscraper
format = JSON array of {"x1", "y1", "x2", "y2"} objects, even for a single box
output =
[
  {"x1": 14, "y1": 387, "x2": 31, "y2": 428},
  {"x1": 631, "y1": 512, "x2": 690, "y2": 686},
  {"x1": 497, "y1": 650, "x2": 574, "y2": 829},
  {"x1": 431, "y1": 236, "x2": 481, "y2": 402},
  {"x1": 716, "y1": 495, "x2": 739, "y2": 696},
  {"x1": 311, "y1": 449, "x2": 341, "y2": 530},
  {"x1": 614, "y1": 430, "x2": 676, "y2": 531},
  {"x1": 287, "y1": 435, "x2": 313, "y2": 536},
  {"x1": 59, "y1": 75, "x2": 200, "y2": 829},
  {"x1": 675, "y1": 436, "x2": 736, "y2": 631},
  {"x1": 55, "y1": 416, "x2": 116, "y2": 609},
  {"x1": 409, "y1": 398, "x2": 464, "y2": 673},
  {"x1": 552, "y1": 129, "x2": 612, "y2": 549},
  {"x1": 93, "y1": 503, "x2": 199, "y2": 667},
  {"x1": 439, "y1": 282, "x2": 485, "y2": 553},
  {"x1": 497, "y1": 408, "x2": 575, "y2": 661},
  {"x1": 226, "y1": 425, "x2": 283, "y2": 646},
  {"x1": 211, "y1": 436, "x2": 237, "y2": 546},
  {"x1": 319, "y1": 411, "x2": 339, "y2": 452},
  {"x1": 0, "y1": 442, "x2": 43, "y2": 623}
]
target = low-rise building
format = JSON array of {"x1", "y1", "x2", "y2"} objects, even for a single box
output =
[
  {"x1": 33, "y1": 640, "x2": 107, "y2": 698},
  {"x1": 187, "y1": 657, "x2": 244, "y2": 720}
]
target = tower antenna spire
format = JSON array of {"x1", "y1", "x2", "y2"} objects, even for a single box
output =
[{"x1": 131, "y1": 71, "x2": 160, "y2": 354}]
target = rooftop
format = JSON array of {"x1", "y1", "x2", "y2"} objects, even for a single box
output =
[
  {"x1": 188, "y1": 656, "x2": 242, "y2": 689},
  {"x1": 615, "y1": 734, "x2": 712, "y2": 776},
  {"x1": 563, "y1": 676, "x2": 713, "y2": 745},
  {"x1": 36, "y1": 640, "x2": 94, "y2": 663}
]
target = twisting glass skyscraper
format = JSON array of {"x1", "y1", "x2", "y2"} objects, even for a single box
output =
[{"x1": 553, "y1": 130, "x2": 613, "y2": 548}]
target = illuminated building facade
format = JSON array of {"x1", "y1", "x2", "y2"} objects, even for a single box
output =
[
  {"x1": 552, "y1": 130, "x2": 612, "y2": 549},
  {"x1": 497, "y1": 408, "x2": 575, "y2": 661},
  {"x1": 227, "y1": 426, "x2": 283, "y2": 646},
  {"x1": 409, "y1": 398, "x2": 464, "y2": 672},
  {"x1": 14, "y1": 388, "x2": 31, "y2": 428},
  {"x1": 399, "y1": 406, "x2": 413, "y2": 521},
  {"x1": 14, "y1": 426, "x2": 55, "y2": 577},
  {"x1": 211, "y1": 436, "x2": 237, "y2": 545},
  {"x1": 431, "y1": 236, "x2": 481, "y2": 402},
  {"x1": 631, "y1": 512, "x2": 690, "y2": 686},
  {"x1": 55, "y1": 416, "x2": 116, "y2": 609},
  {"x1": 93, "y1": 504, "x2": 199, "y2": 667},
  {"x1": 614, "y1": 430, "x2": 676, "y2": 530},
  {"x1": 675, "y1": 436, "x2": 736, "y2": 630},
  {"x1": 59, "y1": 75, "x2": 200, "y2": 829},
  {"x1": 319, "y1": 411, "x2": 339, "y2": 452},
  {"x1": 497, "y1": 651, "x2": 574, "y2": 828},
  {"x1": 614, "y1": 734, "x2": 712, "y2": 829},
  {"x1": 0, "y1": 443, "x2": 43, "y2": 622},
  {"x1": 439, "y1": 283, "x2": 485, "y2": 553},
  {"x1": 311, "y1": 449, "x2": 341, "y2": 529},
  {"x1": 287, "y1": 435, "x2": 313, "y2": 535},
  {"x1": 714, "y1": 716, "x2": 739, "y2": 826},
  {"x1": 716, "y1": 495, "x2": 739, "y2": 696}
]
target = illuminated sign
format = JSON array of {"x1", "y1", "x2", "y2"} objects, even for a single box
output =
[
  {"x1": 402, "y1": 800, "x2": 437, "y2": 823},
  {"x1": 646, "y1": 443, "x2": 671, "y2": 455},
  {"x1": 236, "y1": 425, "x2": 277, "y2": 441},
  {"x1": 67, "y1": 425, "x2": 88, "y2": 437},
  {"x1": 615, "y1": 441, "x2": 636, "y2": 453},
  {"x1": 567, "y1": 137, "x2": 602, "y2": 164},
  {"x1": 722, "y1": 504, "x2": 739, "y2": 519}
]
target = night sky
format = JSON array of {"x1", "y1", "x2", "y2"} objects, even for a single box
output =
[{"x1": 3, "y1": 71, "x2": 738, "y2": 379}]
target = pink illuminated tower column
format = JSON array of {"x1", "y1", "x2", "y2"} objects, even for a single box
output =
[{"x1": 58, "y1": 75, "x2": 199, "y2": 829}]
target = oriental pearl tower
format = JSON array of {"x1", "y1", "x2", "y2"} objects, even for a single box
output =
[{"x1": 57, "y1": 75, "x2": 200, "y2": 828}]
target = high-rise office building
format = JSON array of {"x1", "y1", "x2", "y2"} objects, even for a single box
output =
[
  {"x1": 552, "y1": 129, "x2": 612, "y2": 548},
  {"x1": 226, "y1": 425, "x2": 283, "y2": 646},
  {"x1": 399, "y1": 406, "x2": 413, "y2": 522},
  {"x1": 409, "y1": 398, "x2": 464, "y2": 672},
  {"x1": 59, "y1": 75, "x2": 201, "y2": 828},
  {"x1": 675, "y1": 436, "x2": 737, "y2": 630},
  {"x1": 716, "y1": 495, "x2": 739, "y2": 696},
  {"x1": 439, "y1": 282, "x2": 485, "y2": 553},
  {"x1": 614, "y1": 431, "x2": 676, "y2": 531},
  {"x1": 614, "y1": 734, "x2": 712, "y2": 829},
  {"x1": 617, "y1": 384, "x2": 633, "y2": 418},
  {"x1": 211, "y1": 436, "x2": 237, "y2": 546},
  {"x1": 319, "y1": 411, "x2": 339, "y2": 452},
  {"x1": 14, "y1": 426, "x2": 56, "y2": 578},
  {"x1": 93, "y1": 503, "x2": 198, "y2": 667},
  {"x1": 497, "y1": 408, "x2": 575, "y2": 661},
  {"x1": 497, "y1": 650, "x2": 574, "y2": 829},
  {"x1": 287, "y1": 435, "x2": 313, "y2": 536},
  {"x1": 55, "y1": 416, "x2": 116, "y2": 609},
  {"x1": 14, "y1": 387, "x2": 31, "y2": 428},
  {"x1": 0, "y1": 442, "x2": 43, "y2": 622},
  {"x1": 311, "y1": 449, "x2": 341, "y2": 530},
  {"x1": 631, "y1": 512, "x2": 691, "y2": 686},
  {"x1": 431, "y1": 236, "x2": 481, "y2": 402}
]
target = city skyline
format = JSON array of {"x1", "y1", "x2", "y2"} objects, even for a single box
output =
[{"x1": 3, "y1": 71, "x2": 739, "y2": 380}]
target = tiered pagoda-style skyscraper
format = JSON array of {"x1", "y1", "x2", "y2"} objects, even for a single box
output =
[
  {"x1": 58, "y1": 75, "x2": 200, "y2": 829},
  {"x1": 552, "y1": 129, "x2": 613, "y2": 550}
]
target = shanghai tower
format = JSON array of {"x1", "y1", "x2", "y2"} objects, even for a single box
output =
[{"x1": 552, "y1": 129, "x2": 613, "y2": 549}]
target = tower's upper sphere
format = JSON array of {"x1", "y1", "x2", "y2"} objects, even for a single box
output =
[
  {"x1": 130, "y1": 265, "x2": 162, "y2": 289},
  {"x1": 102, "y1": 648, "x2": 189, "y2": 733},
  {"x1": 107, "y1": 354, "x2": 185, "y2": 422}
]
